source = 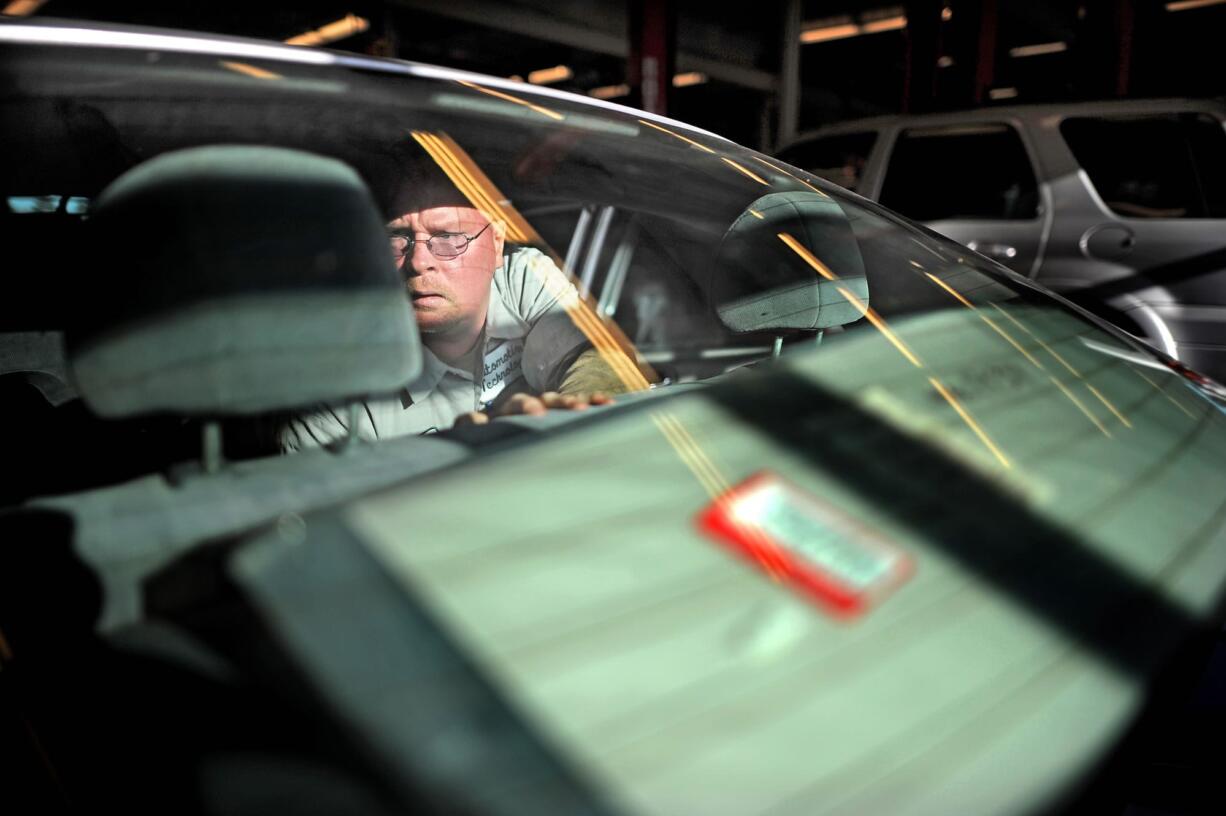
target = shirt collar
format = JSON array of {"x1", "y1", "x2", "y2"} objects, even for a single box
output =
[
  {"x1": 405, "y1": 344, "x2": 471, "y2": 402},
  {"x1": 406, "y1": 260, "x2": 531, "y2": 401}
]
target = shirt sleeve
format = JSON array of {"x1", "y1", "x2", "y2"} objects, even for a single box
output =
[
  {"x1": 556, "y1": 348, "x2": 633, "y2": 395},
  {"x1": 498, "y1": 247, "x2": 579, "y2": 325},
  {"x1": 280, "y1": 403, "x2": 379, "y2": 451},
  {"x1": 281, "y1": 408, "x2": 346, "y2": 452}
]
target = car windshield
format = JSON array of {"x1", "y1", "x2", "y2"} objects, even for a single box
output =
[
  {"x1": 1, "y1": 34, "x2": 1162, "y2": 397},
  {"x1": 5, "y1": 25, "x2": 1226, "y2": 816}
]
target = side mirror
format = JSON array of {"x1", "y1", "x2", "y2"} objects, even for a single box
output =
[{"x1": 713, "y1": 191, "x2": 868, "y2": 333}]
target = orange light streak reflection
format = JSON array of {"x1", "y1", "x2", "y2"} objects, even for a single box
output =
[
  {"x1": 750, "y1": 155, "x2": 828, "y2": 196},
  {"x1": 721, "y1": 157, "x2": 771, "y2": 186},
  {"x1": 219, "y1": 61, "x2": 283, "y2": 80},
  {"x1": 778, "y1": 232, "x2": 922, "y2": 368},
  {"x1": 1085, "y1": 383, "x2": 1133, "y2": 429},
  {"x1": 928, "y1": 377, "x2": 1013, "y2": 468},
  {"x1": 990, "y1": 303, "x2": 1080, "y2": 377},
  {"x1": 457, "y1": 79, "x2": 564, "y2": 121},
  {"x1": 777, "y1": 232, "x2": 838, "y2": 280},
  {"x1": 1049, "y1": 376, "x2": 1112, "y2": 438},
  {"x1": 651, "y1": 412, "x2": 789, "y2": 580},
  {"x1": 836, "y1": 286, "x2": 924, "y2": 367},
  {"x1": 1133, "y1": 368, "x2": 1197, "y2": 418},
  {"x1": 637, "y1": 119, "x2": 717, "y2": 153},
  {"x1": 924, "y1": 272, "x2": 1044, "y2": 369},
  {"x1": 987, "y1": 302, "x2": 1132, "y2": 427},
  {"x1": 410, "y1": 131, "x2": 650, "y2": 391},
  {"x1": 927, "y1": 274, "x2": 1134, "y2": 434}
]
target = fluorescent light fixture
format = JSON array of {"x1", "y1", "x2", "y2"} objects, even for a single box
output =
[
  {"x1": 801, "y1": 20, "x2": 861, "y2": 44},
  {"x1": 989, "y1": 86, "x2": 1019, "y2": 100},
  {"x1": 1009, "y1": 41, "x2": 1068, "y2": 58},
  {"x1": 673, "y1": 71, "x2": 707, "y2": 87},
  {"x1": 0, "y1": 20, "x2": 717, "y2": 146},
  {"x1": 860, "y1": 15, "x2": 907, "y2": 34},
  {"x1": 381, "y1": 62, "x2": 728, "y2": 142},
  {"x1": 589, "y1": 83, "x2": 630, "y2": 99},
  {"x1": 2, "y1": 0, "x2": 48, "y2": 15},
  {"x1": 284, "y1": 14, "x2": 369, "y2": 47},
  {"x1": 801, "y1": 7, "x2": 908, "y2": 44},
  {"x1": 1167, "y1": 0, "x2": 1226, "y2": 10},
  {"x1": 527, "y1": 65, "x2": 573, "y2": 85}
]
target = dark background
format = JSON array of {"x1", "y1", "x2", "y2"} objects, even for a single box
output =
[{"x1": 7, "y1": 0, "x2": 1226, "y2": 150}]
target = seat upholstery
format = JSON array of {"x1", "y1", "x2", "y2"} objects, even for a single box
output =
[
  {"x1": 68, "y1": 144, "x2": 421, "y2": 418},
  {"x1": 712, "y1": 191, "x2": 870, "y2": 334},
  {"x1": 14, "y1": 145, "x2": 467, "y2": 633}
]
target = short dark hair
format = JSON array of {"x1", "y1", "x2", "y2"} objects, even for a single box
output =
[
  {"x1": 385, "y1": 176, "x2": 473, "y2": 220},
  {"x1": 364, "y1": 138, "x2": 472, "y2": 220}
]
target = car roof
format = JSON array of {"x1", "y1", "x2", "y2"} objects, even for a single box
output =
[
  {"x1": 0, "y1": 16, "x2": 731, "y2": 145},
  {"x1": 780, "y1": 96, "x2": 1226, "y2": 149}
]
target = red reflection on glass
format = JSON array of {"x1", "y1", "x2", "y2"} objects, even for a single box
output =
[{"x1": 697, "y1": 472, "x2": 913, "y2": 619}]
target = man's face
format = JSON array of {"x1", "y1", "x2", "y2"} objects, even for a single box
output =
[{"x1": 387, "y1": 204, "x2": 504, "y2": 336}]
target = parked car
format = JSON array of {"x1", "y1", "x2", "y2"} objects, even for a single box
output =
[
  {"x1": 777, "y1": 99, "x2": 1226, "y2": 384},
  {"x1": 3, "y1": 17, "x2": 1226, "y2": 816}
]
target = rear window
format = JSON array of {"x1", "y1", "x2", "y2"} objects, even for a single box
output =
[
  {"x1": 879, "y1": 124, "x2": 1039, "y2": 221},
  {"x1": 1061, "y1": 114, "x2": 1226, "y2": 219},
  {"x1": 776, "y1": 132, "x2": 877, "y2": 192},
  {"x1": 7, "y1": 195, "x2": 89, "y2": 214}
]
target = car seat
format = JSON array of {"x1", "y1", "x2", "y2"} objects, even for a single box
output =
[
  {"x1": 0, "y1": 207, "x2": 186, "y2": 505},
  {"x1": 711, "y1": 190, "x2": 870, "y2": 352},
  {"x1": 1, "y1": 144, "x2": 441, "y2": 812},
  {"x1": 12, "y1": 143, "x2": 461, "y2": 622}
]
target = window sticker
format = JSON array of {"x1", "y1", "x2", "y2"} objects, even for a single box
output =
[
  {"x1": 479, "y1": 338, "x2": 524, "y2": 405},
  {"x1": 696, "y1": 472, "x2": 913, "y2": 619}
]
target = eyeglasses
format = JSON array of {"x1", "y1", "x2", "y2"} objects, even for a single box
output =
[{"x1": 388, "y1": 222, "x2": 491, "y2": 260}]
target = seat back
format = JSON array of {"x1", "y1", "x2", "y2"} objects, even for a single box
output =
[
  {"x1": 712, "y1": 191, "x2": 869, "y2": 334},
  {"x1": 68, "y1": 144, "x2": 420, "y2": 418},
  {"x1": 16, "y1": 145, "x2": 461, "y2": 633}
]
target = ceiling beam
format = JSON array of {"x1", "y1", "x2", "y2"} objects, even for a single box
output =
[{"x1": 387, "y1": 0, "x2": 778, "y2": 93}]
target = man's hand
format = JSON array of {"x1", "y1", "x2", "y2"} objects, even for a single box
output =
[{"x1": 455, "y1": 391, "x2": 613, "y2": 426}]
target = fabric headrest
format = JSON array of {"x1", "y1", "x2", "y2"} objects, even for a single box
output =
[
  {"x1": 712, "y1": 191, "x2": 868, "y2": 333},
  {"x1": 67, "y1": 145, "x2": 421, "y2": 418}
]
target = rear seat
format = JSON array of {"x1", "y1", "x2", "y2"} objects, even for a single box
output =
[
  {"x1": 0, "y1": 330, "x2": 203, "y2": 505},
  {"x1": 2, "y1": 145, "x2": 464, "y2": 813},
  {"x1": 0, "y1": 210, "x2": 211, "y2": 504},
  {"x1": 5, "y1": 143, "x2": 468, "y2": 634}
]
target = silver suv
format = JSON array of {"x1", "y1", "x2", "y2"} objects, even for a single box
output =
[{"x1": 777, "y1": 99, "x2": 1226, "y2": 382}]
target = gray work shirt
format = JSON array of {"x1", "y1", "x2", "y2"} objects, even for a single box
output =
[{"x1": 283, "y1": 247, "x2": 587, "y2": 449}]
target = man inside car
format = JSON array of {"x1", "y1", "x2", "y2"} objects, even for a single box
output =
[{"x1": 281, "y1": 180, "x2": 629, "y2": 450}]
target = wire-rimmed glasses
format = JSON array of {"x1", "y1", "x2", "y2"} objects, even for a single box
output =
[{"x1": 388, "y1": 222, "x2": 491, "y2": 260}]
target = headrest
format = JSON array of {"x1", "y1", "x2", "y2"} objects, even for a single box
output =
[
  {"x1": 67, "y1": 145, "x2": 421, "y2": 418},
  {"x1": 712, "y1": 191, "x2": 869, "y2": 333}
]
